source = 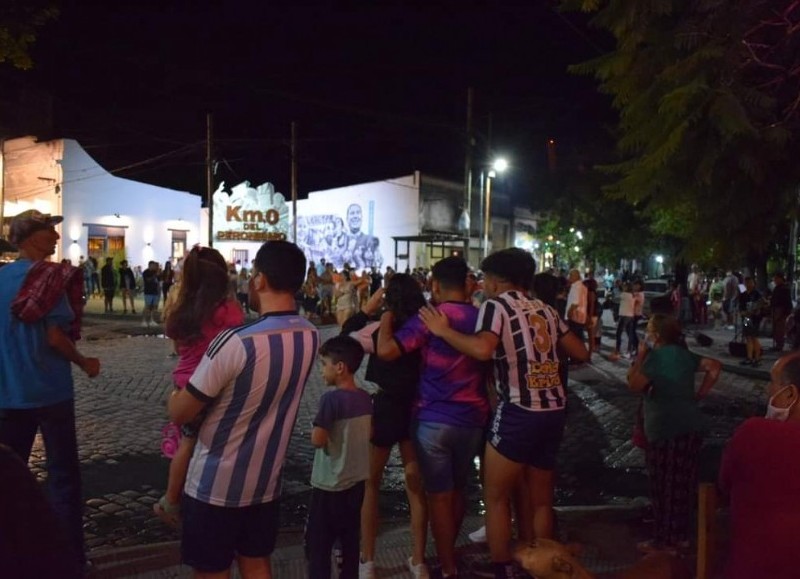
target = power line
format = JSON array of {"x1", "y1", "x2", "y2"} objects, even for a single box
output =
[{"x1": 6, "y1": 142, "x2": 204, "y2": 200}]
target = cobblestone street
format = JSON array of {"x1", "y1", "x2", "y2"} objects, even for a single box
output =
[{"x1": 26, "y1": 309, "x2": 771, "y2": 555}]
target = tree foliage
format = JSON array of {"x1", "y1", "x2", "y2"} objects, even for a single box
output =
[
  {"x1": 0, "y1": 1, "x2": 58, "y2": 70},
  {"x1": 561, "y1": 0, "x2": 800, "y2": 267}
]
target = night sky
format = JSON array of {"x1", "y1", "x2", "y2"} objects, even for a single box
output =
[{"x1": 8, "y1": 1, "x2": 613, "y2": 206}]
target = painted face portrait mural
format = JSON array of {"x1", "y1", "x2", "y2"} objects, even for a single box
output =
[{"x1": 295, "y1": 203, "x2": 382, "y2": 270}]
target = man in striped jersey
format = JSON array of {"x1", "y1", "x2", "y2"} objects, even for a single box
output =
[
  {"x1": 420, "y1": 248, "x2": 588, "y2": 579},
  {"x1": 168, "y1": 240, "x2": 319, "y2": 579}
]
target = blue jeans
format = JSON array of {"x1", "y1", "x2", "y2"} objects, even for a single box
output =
[
  {"x1": 0, "y1": 399, "x2": 84, "y2": 566},
  {"x1": 413, "y1": 420, "x2": 483, "y2": 494}
]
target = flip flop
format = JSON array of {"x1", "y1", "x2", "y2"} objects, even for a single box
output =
[{"x1": 153, "y1": 495, "x2": 181, "y2": 528}]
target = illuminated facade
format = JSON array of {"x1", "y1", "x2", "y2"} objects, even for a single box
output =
[
  {"x1": 1, "y1": 137, "x2": 201, "y2": 267},
  {"x1": 211, "y1": 172, "x2": 530, "y2": 271}
]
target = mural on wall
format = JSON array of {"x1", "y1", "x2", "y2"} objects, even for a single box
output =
[
  {"x1": 296, "y1": 202, "x2": 382, "y2": 271},
  {"x1": 212, "y1": 181, "x2": 289, "y2": 242}
]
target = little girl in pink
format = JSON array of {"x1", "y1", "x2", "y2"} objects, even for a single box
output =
[{"x1": 154, "y1": 246, "x2": 244, "y2": 525}]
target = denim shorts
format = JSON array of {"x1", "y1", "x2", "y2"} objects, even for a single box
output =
[
  {"x1": 181, "y1": 495, "x2": 279, "y2": 572},
  {"x1": 413, "y1": 420, "x2": 483, "y2": 493},
  {"x1": 488, "y1": 401, "x2": 565, "y2": 470},
  {"x1": 144, "y1": 294, "x2": 160, "y2": 308}
]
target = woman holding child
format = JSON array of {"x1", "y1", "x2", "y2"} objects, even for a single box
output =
[{"x1": 153, "y1": 246, "x2": 244, "y2": 526}]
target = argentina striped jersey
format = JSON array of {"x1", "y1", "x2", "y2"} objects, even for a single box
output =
[
  {"x1": 184, "y1": 312, "x2": 319, "y2": 507},
  {"x1": 476, "y1": 291, "x2": 568, "y2": 411}
]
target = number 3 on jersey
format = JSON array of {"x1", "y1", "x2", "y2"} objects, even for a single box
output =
[{"x1": 527, "y1": 313, "x2": 552, "y2": 354}]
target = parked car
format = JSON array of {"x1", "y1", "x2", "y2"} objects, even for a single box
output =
[{"x1": 642, "y1": 279, "x2": 670, "y2": 316}]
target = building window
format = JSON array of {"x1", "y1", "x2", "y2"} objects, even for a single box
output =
[
  {"x1": 86, "y1": 225, "x2": 126, "y2": 258},
  {"x1": 171, "y1": 230, "x2": 187, "y2": 260},
  {"x1": 87, "y1": 237, "x2": 105, "y2": 258}
]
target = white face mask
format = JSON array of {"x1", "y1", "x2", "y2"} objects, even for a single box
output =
[{"x1": 765, "y1": 386, "x2": 797, "y2": 421}]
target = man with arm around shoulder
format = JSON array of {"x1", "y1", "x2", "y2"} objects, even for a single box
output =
[{"x1": 420, "y1": 248, "x2": 588, "y2": 579}]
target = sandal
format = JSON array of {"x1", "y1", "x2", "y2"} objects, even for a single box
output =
[{"x1": 153, "y1": 495, "x2": 181, "y2": 528}]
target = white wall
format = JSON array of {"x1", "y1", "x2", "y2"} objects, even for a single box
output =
[
  {"x1": 294, "y1": 174, "x2": 420, "y2": 271},
  {"x1": 60, "y1": 140, "x2": 201, "y2": 267}
]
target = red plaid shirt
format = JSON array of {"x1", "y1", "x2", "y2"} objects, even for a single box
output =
[{"x1": 11, "y1": 261, "x2": 85, "y2": 341}]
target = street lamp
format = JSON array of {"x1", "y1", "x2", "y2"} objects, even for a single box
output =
[{"x1": 482, "y1": 157, "x2": 508, "y2": 259}]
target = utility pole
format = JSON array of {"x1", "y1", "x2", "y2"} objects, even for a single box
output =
[
  {"x1": 483, "y1": 174, "x2": 493, "y2": 260},
  {"x1": 463, "y1": 88, "x2": 474, "y2": 261},
  {"x1": 291, "y1": 121, "x2": 298, "y2": 243},
  {"x1": 206, "y1": 113, "x2": 214, "y2": 247}
]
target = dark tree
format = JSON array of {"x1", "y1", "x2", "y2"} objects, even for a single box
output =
[{"x1": 562, "y1": 0, "x2": 800, "y2": 273}]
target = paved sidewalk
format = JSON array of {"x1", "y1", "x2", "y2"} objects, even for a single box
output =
[
  {"x1": 88, "y1": 508, "x2": 654, "y2": 578},
  {"x1": 58, "y1": 300, "x2": 767, "y2": 577}
]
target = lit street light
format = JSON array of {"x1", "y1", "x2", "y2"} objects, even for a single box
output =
[{"x1": 482, "y1": 157, "x2": 508, "y2": 259}]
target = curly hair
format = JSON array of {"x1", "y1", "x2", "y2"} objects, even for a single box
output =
[
  {"x1": 165, "y1": 246, "x2": 231, "y2": 344},
  {"x1": 481, "y1": 248, "x2": 537, "y2": 289},
  {"x1": 384, "y1": 273, "x2": 426, "y2": 329}
]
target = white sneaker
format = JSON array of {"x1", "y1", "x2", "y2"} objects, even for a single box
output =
[
  {"x1": 359, "y1": 560, "x2": 376, "y2": 579},
  {"x1": 468, "y1": 525, "x2": 487, "y2": 543},
  {"x1": 407, "y1": 556, "x2": 429, "y2": 578}
]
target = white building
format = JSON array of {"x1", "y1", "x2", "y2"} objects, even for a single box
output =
[
  {"x1": 1, "y1": 136, "x2": 533, "y2": 272},
  {"x1": 209, "y1": 171, "x2": 541, "y2": 272},
  {"x1": 1, "y1": 136, "x2": 202, "y2": 267},
  {"x1": 209, "y1": 174, "x2": 424, "y2": 272}
]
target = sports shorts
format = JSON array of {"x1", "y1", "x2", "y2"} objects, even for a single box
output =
[{"x1": 488, "y1": 401, "x2": 565, "y2": 470}]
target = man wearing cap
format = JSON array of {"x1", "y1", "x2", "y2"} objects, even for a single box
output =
[{"x1": 0, "y1": 209, "x2": 100, "y2": 571}]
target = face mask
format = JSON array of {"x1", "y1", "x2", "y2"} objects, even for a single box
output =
[{"x1": 765, "y1": 386, "x2": 797, "y2": 421}]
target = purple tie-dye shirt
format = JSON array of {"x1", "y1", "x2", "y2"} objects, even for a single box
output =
[{"x1": 394, "y1": 301, "x2": 489, "y2": 428}]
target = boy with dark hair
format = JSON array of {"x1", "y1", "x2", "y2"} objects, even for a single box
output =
[
  {"x1": 377, "y1": 256, "x2": 489, "y2": 578},
  {"x1": 420, "y1": 248, "x2": 588, "y2": 579},
  {"x1": 480, "y1": 248, "x2": 536, "y2": 289},
  {"x1": 307, "y1": 335, "x2": 372, "y2": 579}
]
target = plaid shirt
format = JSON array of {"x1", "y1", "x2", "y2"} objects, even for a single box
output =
[{"x1": 11, "y1": 261, "x2": 85, "y2": 341}]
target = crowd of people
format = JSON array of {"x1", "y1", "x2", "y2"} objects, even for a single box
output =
[{"x1": 1, "y1": 209, "x2": 799, "y2": 579}]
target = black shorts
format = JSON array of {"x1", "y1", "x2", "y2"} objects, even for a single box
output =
[
  {"x1": 371, "y1": 391, "x2": 414, "y2": 448},
  {"x1": 181, "y1": 495, "x2": 280, "y2": 573},
  {"x1": 488, "y1": 401, "x2": 566, "y2": 470},
  {"x1": 742, "y1": 316, "x2": 761, "y2": 338}
]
